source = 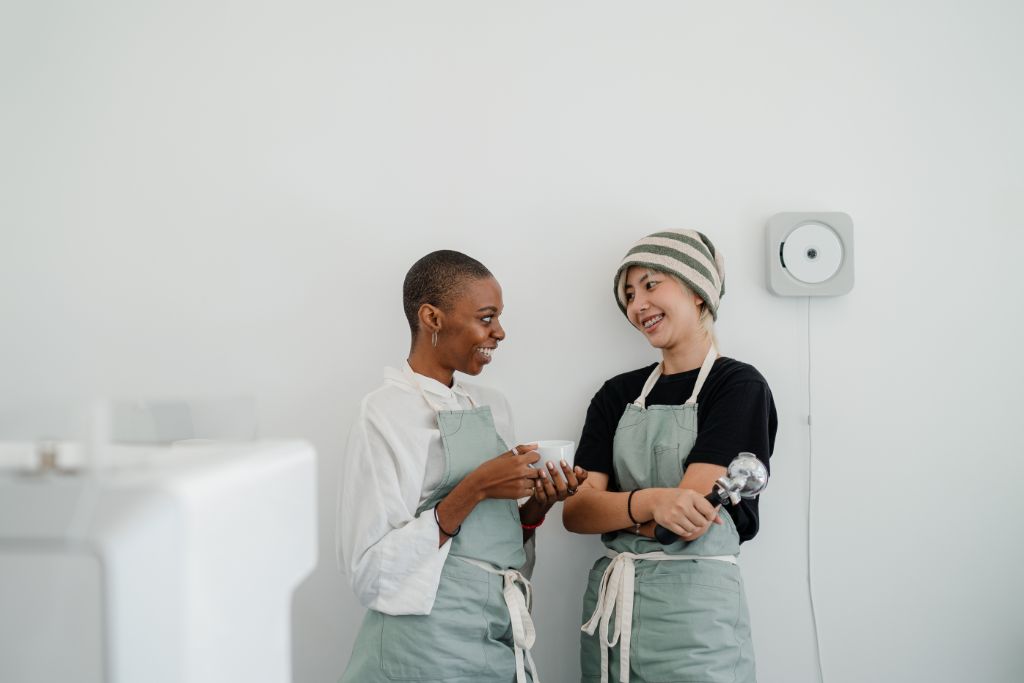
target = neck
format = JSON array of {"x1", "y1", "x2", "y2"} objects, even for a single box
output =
[
  {"x1": 407, "y1": 344, "x2": 454, "y2": 387},
  {"x1": 661, "y1": 336, "x2": 714, "y2": 375}
]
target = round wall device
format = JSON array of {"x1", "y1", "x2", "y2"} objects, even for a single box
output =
[
  {"x1": 766, "y1": 212, "x2": 854, "y2": 296},
  {"x1": 781, "y1": 222, "x2": 844, "y2": 284}
]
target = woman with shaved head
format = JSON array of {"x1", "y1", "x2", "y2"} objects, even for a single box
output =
[{"x1": 337, "y1": 250, "x2": 586, "y2": 683}]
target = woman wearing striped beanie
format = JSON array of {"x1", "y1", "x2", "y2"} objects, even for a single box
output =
[{"x1": 564, "y1": 230, "x2": 778, "y2": 683}]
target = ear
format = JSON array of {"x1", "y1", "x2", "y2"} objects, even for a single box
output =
[{"x1": 417, "y1": 303, "x2": 444, "y2": 334}]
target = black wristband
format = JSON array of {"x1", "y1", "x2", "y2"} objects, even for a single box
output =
[
  {"x1": 627, "y1": 489, "x2": 642, "y2": 528},
  {"x1": 434, "y1": 504, "x2": 461, "y2": 538}
]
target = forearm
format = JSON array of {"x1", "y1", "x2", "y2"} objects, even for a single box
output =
[
  {"x1": 435, "y1": 475, "x2": 484, "y2": 546},
  {"x1": 677, "y1": 462, "x2": 726, "y2": 494},
  {"x1": 563, "y1": 487, "x2": 665, "y2": 534}
]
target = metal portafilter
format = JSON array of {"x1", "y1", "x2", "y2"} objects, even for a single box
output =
[{"x1": 653, "y1": 452, "x2": 768, "y2": 546}]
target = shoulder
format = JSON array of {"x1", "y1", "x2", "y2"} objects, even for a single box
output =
[
  {"x1": 579, "y1": 363, "x2": 660, "y2": 421},
  {"x1": 698, "y1": 357, "x2": 774, "y2": 409},
  {"x1": 596, "y1": 362, "x2": 660, "y2": 396},
  {"x1": 585, "y1": 362, "x2": 660, "y2": 410},
  {"x1": 358, "y1": 376, "x2": 424, "y2": 426},
  {"x1": 709, "y1": 357, "x2": 772, "y2": 390}
]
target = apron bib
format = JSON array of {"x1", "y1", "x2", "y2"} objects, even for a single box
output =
[
  {"x1": 580, "y1": 347, "x2": 756, "y2": 683},
  {"x1": 342, "y1": 368, "x2": 537, "y2": 683}
]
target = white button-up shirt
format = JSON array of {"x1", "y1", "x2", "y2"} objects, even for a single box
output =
[{"x1": 336, "y1": 363, "x2": 518, "y2": 615}]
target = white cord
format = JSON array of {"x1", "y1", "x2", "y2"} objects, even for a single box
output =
[{"x1": 806, "y1": 297, "x2": 825, "y2": 683}]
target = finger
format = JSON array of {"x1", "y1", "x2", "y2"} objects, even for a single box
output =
[
  {"x1": 560, "y1": 460, "x2": 579, "y2": 489},
  {"x1": 522, "y1": 479, "x2": 535, "y2": 497},
  {"x1": 713, "y1": 514, "x2": 723, "y2": 525},
  {"x1": 694, "y1": 498, "x2": 718, "y2": 522},
  {"x1": 662, "y1": 520, "x2": 690, "y2": 537},
  {"x1": 524, "y1": 465, "x2": 543, "y2": 479},
  {"x1": 682, "y1": 505, "x2": 708, "y2": 527},
  {"x1": 688, "y1": 500, "x2": 715, "y2": 525},
  {"x1": 505, "y1": 443, "x2": 536, "y2": 458},
  {"x1": 540, "y1": 470, "x2": 558, "y2": 500},
  {"x1": 574, "y1": 466, "x2": 589, "y2": 484},
  {"x1": 518, "y1": 452, "x2": 541, "y2": 466},
  {"x1": 683, "y1": 507, "x2": 707, "y2": 532},
  {"x1": 663, "y1": 509, "x2": 693, "y2": 535},
  {"x1": 547, "y1": 462, "x2": 569, "y2": 496},
  {"x1": 533, "y1": 478, "x2": 548, "y2": 505}
]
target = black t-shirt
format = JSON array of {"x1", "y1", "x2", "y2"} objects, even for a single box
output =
[{"x1": 576, "y1": 357, "x2": 777, "y2": 542}]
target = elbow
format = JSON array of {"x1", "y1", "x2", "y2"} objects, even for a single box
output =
[{"x1": 561, "y1": 499, "x2": 586, "y2": 534}]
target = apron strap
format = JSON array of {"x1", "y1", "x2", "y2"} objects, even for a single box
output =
[
  {"x1": 458, "y1": 557, "x2": 540, "y2": 683},
  {"x1": 581, "y1": 549, "x2": 736, "y2": 683},
  {"x1": 402, "y1": 361, "x2": 478, "y2": 413},
  {"x1": 631, "y1": 363, "x2": 663, "y2": 409},
  {"x1": 684, "y1": 345, "x2": 719, "y2": 405},
  {"x1": 632, "y1": 345, "x2": 718, "y2": 410}
]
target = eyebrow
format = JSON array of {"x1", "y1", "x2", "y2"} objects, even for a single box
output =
[
  {"x1": 624, "y1": 272, "x2": 651, "y2": 290},
  {"x1": 477, "y1": 306, "x2": 499, "y2": 313}
]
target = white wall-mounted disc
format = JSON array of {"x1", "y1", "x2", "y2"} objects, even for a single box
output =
[{"x1": 781, "y1": 222, "x2": 843, "y2": 284}]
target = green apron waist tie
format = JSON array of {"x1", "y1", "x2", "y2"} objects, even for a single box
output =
[
  {"x1": 582, "y1": 549, "x2": 736, "y2": 683},
  {"x1": 459, "y1": 557, "x2": 539, "y2": 683}
]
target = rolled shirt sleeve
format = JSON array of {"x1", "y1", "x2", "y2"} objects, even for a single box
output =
[
  {"x1": 336, "y1": 393, "x2": 451, "y2": 616},
  {"x1": 336, "y1": 369, "x2": 520, "y2": 616}
]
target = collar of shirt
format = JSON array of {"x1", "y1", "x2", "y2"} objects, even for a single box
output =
[{"x1": 383, "y1": 361, "x2": 474, "y2": 404}]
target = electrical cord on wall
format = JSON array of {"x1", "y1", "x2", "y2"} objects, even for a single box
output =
[{"x1": 806, "y1": 297, "x2": 825, "y2": 683}]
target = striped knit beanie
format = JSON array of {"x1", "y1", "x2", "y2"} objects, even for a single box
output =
[{"x1": 614, "y1": 230, "x2": 726, "y2": 319}]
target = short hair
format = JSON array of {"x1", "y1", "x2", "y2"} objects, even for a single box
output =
[{"x1": 402, "y1": 250, "x2": 493, "y2": 336}]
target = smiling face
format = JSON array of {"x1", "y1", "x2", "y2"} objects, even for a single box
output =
[
  {"x1": 434, "y1": 276, "x2": 506, "y2": 377},
  {"x1": 623, "y1": 266, "x2": 704, "y2": 351}
]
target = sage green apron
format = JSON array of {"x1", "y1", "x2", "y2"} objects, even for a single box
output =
[
  {"x1": 580, "y1": 347, "x2": 756, "y2": 683},
  {"x1": 341, "y1": 369, "x2": 538, "y2": 683}
]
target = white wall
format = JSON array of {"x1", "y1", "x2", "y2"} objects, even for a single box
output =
[{"x1": 3, "y1": 1, "x2": 1023, "y2": 681}]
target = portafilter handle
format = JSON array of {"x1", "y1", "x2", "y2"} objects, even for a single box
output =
[{"x1": 652, "y1": 453, "x2": 767, "y2": 546}]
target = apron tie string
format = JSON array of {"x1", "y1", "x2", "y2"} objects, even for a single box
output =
[
  {"x1": 458, "y1": 557, "x2": 539, "y2": 683},
  {"x1": 581, "y1": 550, "x2": 737, "y2": 683}
]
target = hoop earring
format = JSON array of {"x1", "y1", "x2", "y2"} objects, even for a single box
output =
[{"x1": 431, "y1": 330, "x2": 438, "y2": 348}]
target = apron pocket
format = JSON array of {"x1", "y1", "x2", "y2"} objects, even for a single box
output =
[
  {"x1": 380, "y1": 563, "x2": 490, "y2": 680},
  {"x1": 653, "y1": 444, "x2": 684, "y2": 486},
  {"x1": 633, "y1": 565, "x2": 748, "y2": 683}
]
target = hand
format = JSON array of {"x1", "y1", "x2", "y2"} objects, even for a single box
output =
[
  {"x1": 521, "y1": 462, "x2": 589, "y2": 524},
  {"x1": 466, "y1": 444, "x2": 543, "y2": 500},
  {"x1": 650, "y1": 488, "x2": 722, "y2": 541},
  {"x1": 535, "y1": 461, "x2": 588, "y2": 507}
]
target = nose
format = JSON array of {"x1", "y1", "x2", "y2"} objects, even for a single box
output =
[
  {"x1": 628, "y1": 292, "x2": 650, "y2": 328},
  {"x1": 492, "y1": 318, "x2": 506, "y2": 341},
  {"x1": 630, "y1": 290, "x2": 649, "y2": 312}
]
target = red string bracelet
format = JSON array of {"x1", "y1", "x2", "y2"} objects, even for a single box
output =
[{"x1": 521, "y1": 515, "x2": 545, "y2": 530}]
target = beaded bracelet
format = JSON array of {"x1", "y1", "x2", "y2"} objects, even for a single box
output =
[{"x1": 434, "y1": 504, "x2": 461, "y2": 538}]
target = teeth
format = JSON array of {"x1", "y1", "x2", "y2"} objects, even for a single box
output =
[
  {"x1": 643, "y1": 315, "x2": 664, "y2": 329},
  {"x1": 478, "y1": 348, "x2": 493, "y2": 357}
]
